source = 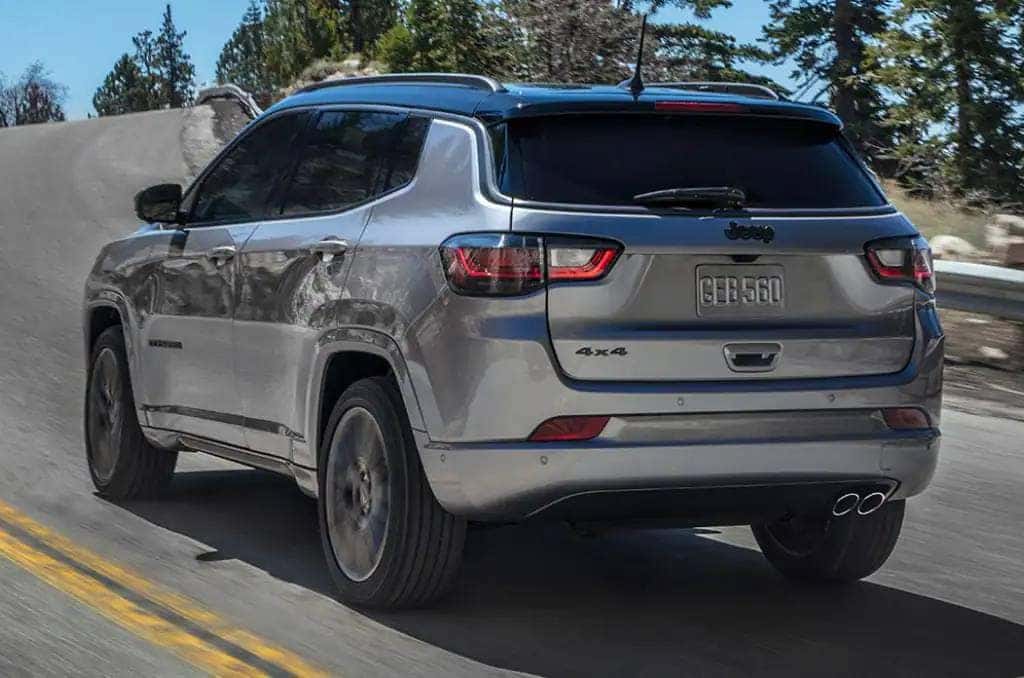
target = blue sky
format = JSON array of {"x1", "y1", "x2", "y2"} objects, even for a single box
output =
[{"x1": 0, "y1": 0, "x2": 795, "y2": 120}]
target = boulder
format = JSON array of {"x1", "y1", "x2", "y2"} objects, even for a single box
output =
[
  {"x1": 1006, "y1": 242, "x2": 1024, "y2": 268},
  {"x1": 930, "y1": 234, "x2": 977, "y2": 260},
  {"x1": 985, "y1": 221, "x2": 1024, "y2": 257},
  {"x1": 994, "y1": 213, "x2": 1024, "y2": 237}
]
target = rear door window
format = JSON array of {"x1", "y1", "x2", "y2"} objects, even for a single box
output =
[
  {"x1": 494, "y1": 114, "x2": 885, "y2": 209},
  {"x1": 279, "y1": 111, "x2": 429, "y2": 216}
]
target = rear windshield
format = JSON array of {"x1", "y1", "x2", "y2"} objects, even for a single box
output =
[{"x1": 492, "y1": 114, "x2": 886, "y2": 209}]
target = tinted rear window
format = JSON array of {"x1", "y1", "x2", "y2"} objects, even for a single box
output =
[{"x1": 493, "y1": 114, "x2": 885, "y2": 209}]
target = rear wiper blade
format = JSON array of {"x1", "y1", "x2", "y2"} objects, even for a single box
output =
[{"x1": 633, "y1": 186, "x2": 746, "y2": 209}]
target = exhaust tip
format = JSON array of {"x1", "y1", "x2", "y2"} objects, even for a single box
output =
[
  {"x1": 832, "y1": 492, "x2": 860, "y2": 517},
  {"x1": 857, "y1": 491, "x2": 888, "y2": 516}
]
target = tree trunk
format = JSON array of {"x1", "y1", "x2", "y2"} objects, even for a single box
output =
[
  {"x1": 352, "y1": 1, "x2": 364, "y2": 53},
  {"x1": 832, "y1": 0, "x2": 857, "y2": 127},
  {"x1": 950, "y1": 3, "x2": 975, "y2": 191}
]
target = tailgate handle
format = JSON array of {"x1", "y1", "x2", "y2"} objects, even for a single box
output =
[{"x1": 724, "y1": 343, "x2": 781, "y2": 373}]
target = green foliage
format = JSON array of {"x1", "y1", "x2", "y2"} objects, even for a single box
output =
[
  {"x1": 93, "y1": 4, "x2": 195, "y2": 116},
  {"x1": 263, "y1": 0, "x2": 348, "y2": 87},
  {"x1": 503, "y1": 0, "x2": 638, "y2": 82},
  {"x1": 649, "y1": 22, "x2": 780, "y2": 89},
  {"x1": 155, "y1": 4, "x2": 196, "y2": 107},
  {"x1": 341, "y1": 0, "x2": 399, "y2": 54},
  {"x1": 0, "y1": 62, "x2": 67, "y2": 126},
  {"x1": 377, "y1": 0, "x2": 515, "y2": 76},
  {"x1": 764, "y1": 1, "x2": 892, "y2": 158},
  {"x1": 874, "y1": 0, "x2": 1024, "y2": 202},
  {"x1": 93, "y1": 54, "x2": 151, "y2": 116},
  {"x1": 216, "y1": 1, "x2": 274, "y2": 103}
]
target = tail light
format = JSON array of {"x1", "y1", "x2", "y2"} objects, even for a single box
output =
[
  {"x1": 865, "y1": 236, "x2": 934, "y2": 293},
  {"x1": 529, "y1": 416, "x2": 610, "y2": 442},
  {"x1": 441, "y1": 234, "x2": 620, "y2": 296},
  {"x1": 881, "y1": 407, "x2": 931, "y2": 430}
]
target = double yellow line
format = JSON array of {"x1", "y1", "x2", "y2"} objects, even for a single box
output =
[{"x1": 0, "y1": 498, "x2": 328, "y2": 677}]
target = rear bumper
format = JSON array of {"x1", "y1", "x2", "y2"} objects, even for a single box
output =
[{"x1": 419, "y1": 430, "x2": 939, "y2": 521}]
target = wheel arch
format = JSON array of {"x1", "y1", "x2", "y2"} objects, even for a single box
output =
[
  {"x1": 307, "y1": 330, "x2": 428, "y2": 472},
  {"x1": 84, "y1": 297, "x2": 141, "y2": 382}
]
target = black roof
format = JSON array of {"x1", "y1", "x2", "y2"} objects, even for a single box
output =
[{"x1": 264, "y1": 74, "x2": 842, "y2": 128}]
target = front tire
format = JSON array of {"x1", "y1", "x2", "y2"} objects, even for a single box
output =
[
  {"x1": 752, "y1": 499, "x2": 905, "y2": 582},
  {"x1": 318, "y1": 376, "x2": 465, "y2": 609},
  {"x1": 85, "y1": 327, "x2": 177, "y2": 498}
]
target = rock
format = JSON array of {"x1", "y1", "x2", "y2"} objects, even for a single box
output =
[
  {"x1": 930, "y1": 234, "x2": 978, "y2": 260},
  {"x1": 985, "y1": 221, "x2": 1024, "y2": 258},
  {"x1": 1006, "y1": 242, "x2": 1024, "y2": 269},
  {"x1": 994, "y1": 213, "x2": 1024, "y2": 237},
  {"x1": 979, "y1": 346, "x2": 1009, "y2": 362}
]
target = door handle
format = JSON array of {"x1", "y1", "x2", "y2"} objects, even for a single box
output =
[
  {"x1": 309, "y1": 238, "x2": 349, "y2": 264},
  {"x1": 723, "y1": 343, "x2": 782, "y2": 373},
  {"x1": 206, "y1": 245, "x2": 237, "y2": 265}
]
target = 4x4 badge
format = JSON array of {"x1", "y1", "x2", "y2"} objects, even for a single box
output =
[{"x1": 725, "y1": 222, "x2": 775, "y2": 244}]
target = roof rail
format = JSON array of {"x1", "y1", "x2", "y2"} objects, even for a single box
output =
[
  {"x1": 296, "y1": 73, "x2": 506, "y2": 95},
  {"x1": 651, "y1": 82, "x2": 780, "y2": 101}
]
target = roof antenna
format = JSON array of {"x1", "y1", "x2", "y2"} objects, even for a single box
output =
[{"x1": 626, "y1": 14, "x2": 649, "y2": 98}]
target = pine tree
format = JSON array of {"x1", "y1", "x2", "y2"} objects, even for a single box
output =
[
  {"x1": 763, "y1": 0, "x2": 891, "y2": 158},
  {"x1": 93, "y1": 6, "x2": 197, "y2": 116},
  {"x1": 154, "y1": 4, "x2": 196, "y2": 108},
  {"x1": 649, "y1": 22, "x2": 777, "y2": 88},
  {"x1": 504, "y1": 0, "x2": 637, "y2": 82},
  {"x1": 341, "y1": 0, "x2": 399, "y2": 55},
  {"x1": 216, "y1": 0, "x2": 274, "y2": 102},
  {"x1": 131, "y1": 30, "x2": 162, "y2": 110},
  {"x1": 93, "y1": 54, "x2": 150, "y2": 116},
  {"x1": 876, "y1": 0, "x2": 1024, "y2": 201},
  {"x1": 263, "y1": 0, "x2": 348, "y2": 86},
  {"x1": 376, "y1": 0, "x2": 515, "y2": 76}
]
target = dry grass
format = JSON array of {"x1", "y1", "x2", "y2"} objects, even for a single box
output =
[{"x1": 883, "y1": 180, "x2": 991, "y2": 248}]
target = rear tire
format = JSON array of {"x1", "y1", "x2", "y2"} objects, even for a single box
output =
[
  {"x1": 752, "y1": 499, "x2": 905, "y2": 582},
  {"x1": 318, "y1": 376, "x2": 466, "y2": 609},
  {"x1": 85, "y1": 327, "x2": 177, "y2": 498}
]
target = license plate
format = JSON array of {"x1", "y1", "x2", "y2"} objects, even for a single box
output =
[{"x1": 696, "y1": 265, "x2": 785, "y2": 317}]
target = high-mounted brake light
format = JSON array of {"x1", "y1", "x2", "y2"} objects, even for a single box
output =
[
  {"x1": 529, "y1": 416, "x2": 610, "y2": 442},
  {"x1": 865, "y1": 236, "x2": 935, "y2": 293},
  {"x1": 655, "y1": 101, "x2": 748, "y2": 113},
  {"x1": 441, "y1": 234, "x2": 621, "y2": 296}
]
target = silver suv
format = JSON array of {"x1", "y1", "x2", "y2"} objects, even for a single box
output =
[{"x1": 83, "y1": 75, "x2": 943, "y2": 608}]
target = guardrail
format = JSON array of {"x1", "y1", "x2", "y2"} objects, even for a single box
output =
[
  {"x1": 195, "y1": 85, "x2": 263, "y2": 120},
  {"x1": 935, "y1": 260, "x2": 1024, "y2": 321}
]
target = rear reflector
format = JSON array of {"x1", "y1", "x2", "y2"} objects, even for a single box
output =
[
  {"x1": 529, "y1": 416, "x2": 610, "y2": 442},
  {"x1": 882, "y1": 408, "x2": 931, "y2": 430},
  {"x1": 655, "y1": 101, "x2": 747, "y2": 113}
]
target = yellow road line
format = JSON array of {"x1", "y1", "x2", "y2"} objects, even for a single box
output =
[
  {"x1": 0, "y1": 525, "x2": 265, "y2": 676},
  {"x1": 0, "y1": 499, "x2": 328, "y2": 677}
]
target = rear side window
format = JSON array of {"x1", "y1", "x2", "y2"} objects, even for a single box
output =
[
  {"x1": 494, "y1": 114, "x2": 885, "y2": 209},
  {"x1": 190, "y1": 112, "x2": 308, "y2": 224},
  {"x1": 279, "y1": 111, "x2": 428, "y2": 216}
]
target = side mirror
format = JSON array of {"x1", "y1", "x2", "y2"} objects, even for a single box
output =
[{"x1": 134, "y1": 184, "x2": 182, "y2": 224}]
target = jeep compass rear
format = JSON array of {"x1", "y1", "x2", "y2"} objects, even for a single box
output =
[{"x1": 84, "y1": 76, "x2": 941, "y2": 609}]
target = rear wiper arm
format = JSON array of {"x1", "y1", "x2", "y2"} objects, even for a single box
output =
[{"x1": 633, "y1": 186, "x2": 746, "y2": 209}]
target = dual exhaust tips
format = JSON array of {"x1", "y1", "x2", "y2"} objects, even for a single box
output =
[{"x1": 832, "y1": 491, "x2": 888, "y2": 517}]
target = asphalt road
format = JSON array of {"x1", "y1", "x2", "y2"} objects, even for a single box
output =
[{"x1": 0, "y1": 109, "x2": 1022, "y2": 677}]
